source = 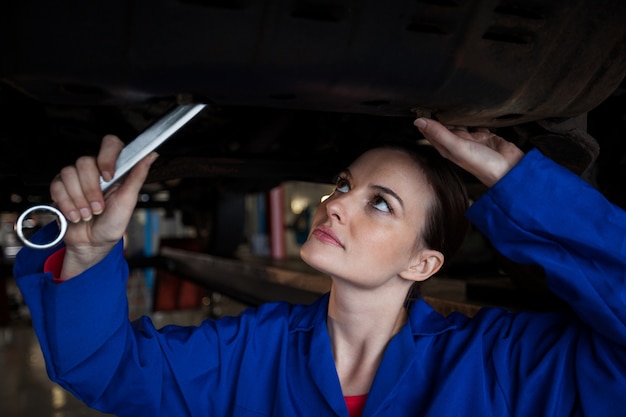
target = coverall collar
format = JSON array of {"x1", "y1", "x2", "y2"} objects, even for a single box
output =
[{"x1": 291, "y1": 293, "x2": 457, "y2": 416}]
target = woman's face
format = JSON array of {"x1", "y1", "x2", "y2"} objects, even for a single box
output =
[{"x1": 300, "y1": 147, "x2": 434, "y2": 289}]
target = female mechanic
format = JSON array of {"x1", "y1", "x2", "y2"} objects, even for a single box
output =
[{"x1": 14, "y1": 117, "x2": 626, "y2": 416}]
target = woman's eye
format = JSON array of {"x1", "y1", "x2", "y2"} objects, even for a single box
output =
[
  {"x1": 335, "y1": 177, "x2": 350, "y2": 193},
  {"x1": 372, "y1": 194, "x2": 392, "y2": 213}
]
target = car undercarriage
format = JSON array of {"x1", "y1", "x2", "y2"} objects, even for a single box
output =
[{"x1": 2, "y1": 0, "x2": 626, "y2": 310}]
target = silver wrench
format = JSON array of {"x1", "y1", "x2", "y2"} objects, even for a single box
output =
[{"x1": 15, "y1": 103, "x2": 206, "y2": 250}]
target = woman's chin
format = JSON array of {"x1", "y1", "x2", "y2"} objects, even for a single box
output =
[{"x1": 300, "y1": 242, "x2": 327, "y2": 272}]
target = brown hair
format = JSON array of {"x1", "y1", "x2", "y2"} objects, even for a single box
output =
[
  {"x1": 388, "y1": 144, "x2": 470, "y2": 307},
  {"x1": 408, "y1": 145, "x2": 470, "y2": 260}
]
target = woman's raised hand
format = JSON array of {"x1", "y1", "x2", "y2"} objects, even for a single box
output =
[
  {"x1": 50, "y1": 134, "x2": 158, "y2": 280},
  {"x1": 414, "y1": 118, "x2": 524, "y2": 187}
]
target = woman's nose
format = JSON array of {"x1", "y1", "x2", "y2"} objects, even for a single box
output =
[{"x1": 324, "y1": 194, "x2": 346, "y2": 222}]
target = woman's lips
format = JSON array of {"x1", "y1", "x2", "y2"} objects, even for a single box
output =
[{"x1": 312, "y1": 226, "x2": 344, "y2": 248}]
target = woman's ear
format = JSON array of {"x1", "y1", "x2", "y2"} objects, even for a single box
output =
[{"x1": 399, "y1": 249, "x2": 444, "y2": 282}]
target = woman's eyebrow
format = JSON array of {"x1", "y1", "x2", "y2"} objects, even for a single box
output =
[{"x1": 370, "y1": 184, "x2": 404, "y2": 209}]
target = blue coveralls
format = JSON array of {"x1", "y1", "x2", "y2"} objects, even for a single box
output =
[{"x1": 15, "y1": 149, "x2": 626, "y2": 416}]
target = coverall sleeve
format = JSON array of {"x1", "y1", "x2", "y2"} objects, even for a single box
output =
[
  {"x1": 13, "y1": 229, "x2": 242, "y2": 417},
  {"x1": 466, "y1": 148, "x2": 626, "y2": 414},
  {"x1": 467, "y1": 149, "x2": 626, "y2": 342}
]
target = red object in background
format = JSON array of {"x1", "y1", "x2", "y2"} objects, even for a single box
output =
[{"x1": 153, "y1": 238, "x2": 206, "y2": 312}]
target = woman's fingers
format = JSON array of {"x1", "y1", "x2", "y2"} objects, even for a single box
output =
[
  {"x1": 52, "y1": 157, "x2": 99, "y2": 223},
  {"x1": 50, "y1": 135, "x2": 126, "y2": 224},
  {"x1": 50, "y1": 172, "x2": 81, "y2": 223},
  {"x1": 97, "y1": 135, "x2": 125, "y2": 182},
  {"x1": 414, "y1": 117, "x2": 524, "y2": 187},
  {"x1": 415, "y1": 118, "x2": 477, "y2": 164},
  {"x1": 75, "y1": 156, "x2": 105, "y2": 217}
]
